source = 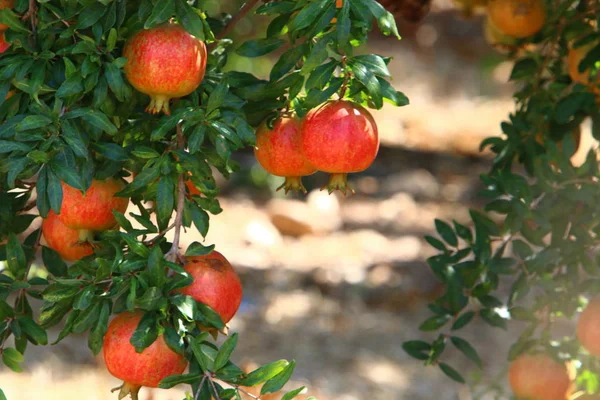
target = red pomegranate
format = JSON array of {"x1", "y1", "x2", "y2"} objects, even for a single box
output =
[
  {"x1": 57, "y1": 178, "x2": 129, "y2": 241},
  {"x1": 0, "y1": 0, "x2": 14, "y2": 31},
  {"x1": 42, "y1": 211, "x2": 94, "y2": 262},
  {"x1": 123, "y1": 23, "x2": 208, "y2": 115},
  {"x1": 0, "y1": 32, "x2": 10, "y2": 54},
  {"x1": 177, "y1": 251, "x2": 243, "y2": 324},
  {"x1": 103, "y1": 311, "x2": 188, "y2": 400},
  {"x1": 255, "y1": 113, "x2": 317, "y2": 194},
  {"x1": 301, "y1": 100, "x2": 379, "y2": 194},
  {"x1": 508, "y1": 353, "x2": 572, "y2": 400}
]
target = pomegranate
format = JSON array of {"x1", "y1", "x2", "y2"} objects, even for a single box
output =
[
  {"x1": 42, "y1": 211, "x2": 94, "y2": 262},
  {"x1": 57, "y1": 178, "x2": 129, "y2": 241},
  {"x1": 254, "y1": 113, "x2": 317, "y2": 194},
  {"x1": 301, "y1": 100, "x2": 379, "y2": 194},
  {"x1": 103, "y1": 311, "x2": 188, "y2": 400},
  {"x1": 177, "y1": 251, "x2": 243, "y2": 324},
  {"x1": 577, "y1": 297, "x2": 600, "y2": 357},
  {"x1": 508, "y1": 353, "x2": 571, "y2": 400},
  {"x1": 0, "y1": 0, "x2": 14, "y2": 31},
  {"x1": 0, "y1": 32, "x2": 9, "y2": 54},
  {"x1": 123, "y1": 23, "x2": 207, "y2": 115}
]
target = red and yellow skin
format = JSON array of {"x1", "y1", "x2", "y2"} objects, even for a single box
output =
[
  {"x1": 58, "y1": 178, "x2": 129, "y2": 241},
  {"x1": 486, "y1": 0, "x2": 546, "y2": 39},
  {"x1": 0, "y1": 0, "x2": 14, "y2": 31},
  {"x1": 508, "y1": 354, "x2": 571, "y2": 400},
  {"x1": 123, "y1": 23, "x2": 207, "y2": 115},
  {"x1": 577, "y1": 298, "x2": 600, "y2": 357},
  {"x1": 103, "y1": 311, "x2": 188, "y2": 400},
  {"x1": 301, "y1": 100, "x2": 379, "y2": 195},
  {"x1": 41, "y1": 211, "x2": 94, "y2": 262},
  {"x1": 254, "y1": 113, "x2": 317, "y2": 194},
  {"x1": 178, "y1": 251, "x2": 243, "y2": 324}
]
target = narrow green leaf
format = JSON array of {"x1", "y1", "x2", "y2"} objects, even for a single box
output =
[
  {"x1": 451, "y1": 311, "x2": 475, "y2": 331},
  {"x1": 237, "y1": 360, "x2": 289, "y2": 387},
  {"x1": 261, "y1": 360, "x2": 296, "y2": 395},
  {"x1": 214, "y1": 333, "x2": 238, "y2": 371},
  {"x1": 17, "y1": 316, "x2": 48, "y2": 345},
  {"x1": 236, "y1": 38, "x2": 286, "y2": 58},
  {"x1": 435, "y1": 219, "x2": 458, "y2": 247},
  {"x1": 159, "y1": 372, "x2": 203, "y2": 389},
  {"x1": 451, "y1": 336, "x2": 482, "y2": 368},
  {"x1": 145, "y1": 1, "x2": 175, "y2": 28},
  {"x1": 439, "y1": 362, "x2": 465, "y2": 384}
]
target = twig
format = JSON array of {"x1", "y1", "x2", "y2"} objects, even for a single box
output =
[
  {"x1": 21, "y1": 0, "x2": 38, "y2": 34},
  {"x1": 234, "y1": 385, "x2": 261, "y2": 400},
  {"x1": 194, "y1": 376, "x2": 208, "y2": 400},
  {"x1": 208, "y1": 0, "x2": 261, "y2": 50},
  {"x1": 164, "y1": 124, "x2": 186, "y2": 264},
  {"x1": 144, "y1": 222, "x2": 176, "y2": 246},
  {"x1": 208, "y1": 377, "x2": 222, "y2": 400}
]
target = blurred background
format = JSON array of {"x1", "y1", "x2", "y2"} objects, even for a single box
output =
[{"x1": 1, "y1": 0, "x2": 594, "y2": 399}]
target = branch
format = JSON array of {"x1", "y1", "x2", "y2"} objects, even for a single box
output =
[
  {"x1": 21, "y1": 0, "x2": 38, "y2": 34},
  {"x1": 208, "y1": 0, "x2": 261, "y2": 50},
  {"x1": 165, "y1": 124, "x2": 186, "y2": 264}
]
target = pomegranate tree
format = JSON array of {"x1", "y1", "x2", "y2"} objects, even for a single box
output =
[
  {"x1": 254, "y1": 113, "x2": 317, "y2": 194},
  {"x1": 0, "y1": 1, "x2": 410, "y2": 399},
  {"x1": 123, "y1": 23, "x2": 207, "y2": 115},
  {"x1": 301, "y1": 100, "x2": 379, "y2": 194}
]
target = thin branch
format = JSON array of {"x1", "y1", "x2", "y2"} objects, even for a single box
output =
[
  {"x1": 144, "y1": 222, "x2": 176, "y2": 246},
  {"x1": 194, "y1": 376, "x2": 208, "y2": 400},
  {"x1": 208, "y1": 377, "x2": 222, "y2": 400},
  {"x1": 234, "y1": 385, "x2": 261, "y2": 400},
  {"x1": 21, "y1": 0, "x2": 38, "y2": 34},
  {"x1": 165, "y1": 124, "x2": 186, "y2": 264},
  {"x1": 208, "y1": 0, "x2": 261, "y2": 50}
]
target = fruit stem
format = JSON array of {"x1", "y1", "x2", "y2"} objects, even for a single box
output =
[
  {"x1": 146, "y1": 94, "x2": 171, "y2": 115},
  {"x1": 276, "y1": 176, "x2": 308, "y2": 195},
  {"x1": 111, "y1": 381, "x2": 141, "y2": 400},
  {"x1": 323, "y1": 173, "x2": 355, "y2": 196}
]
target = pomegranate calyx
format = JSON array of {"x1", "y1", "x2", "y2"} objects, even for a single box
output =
[
  {"x1": 111, "y1": 381, "x2": 142, "y2": 400},
  {"x1": 146, "y1": 94, "x2": 171, "y2": 115},
  {"x1": 77, "y1": 229, "x2": 94, "y2": 244},
  {"x1": 323, "y1": 173, "x2": 355, "y2": 196},
  {"x1": 276, "y1": 176, "x2": 308, "y2": 195}
]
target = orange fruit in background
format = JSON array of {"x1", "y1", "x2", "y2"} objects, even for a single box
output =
[
  {"x1": 568, "y1": 43, "x2": 599, "y2": 86},
  {"x1": 487, "y1": 0, "x2": 545, "y2": 38},
  {"x1": 484, "y1": 17, "x2": 518, "y2": 52},
  {"x1": 508, "y1": 353, "x2": 572, "y2": 400},
  {"x1": 577, "y1": 298, "x2": 600, "y2": 357}
]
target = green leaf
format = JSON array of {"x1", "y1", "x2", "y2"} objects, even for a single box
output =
[
  {"x1": 402, "y1": 340, "x2": 431, "y2": 361},
  {"x1": 207, "y1": 82, "x2": 229, "y2": 116},
  {"x1": 214, "y1": 333, "x2": 238, "y2": 371},
  {"x1": 73, "y1": 286, "x2": 95, "y2": 311},
  {"x1": 135, "y1": 287, "x2": 164, "y2": 310},
  {"x1": 450, "y1": 336, "x2": 482, "y2": 368},
  {"x1": 509, "y1": 58, "x2": 538, "y2": 81},
  {"x1": 306, "y1": 61, "x2": 337, "y2": 90},
  {"x1": 0, "y1": 299, "x2": 14, "y2": 319},
  {"x1": 147, "y1": 246, "x2": 166, "y2": 288},
  {"x1": 419, "y1": 315, "x2": 451, "y2": 331},
  {"x1": 237, "y1": 360, "x2": 289, "y2": 386},
  {"x1": 378, "y1": 78, "x2": 409, "y2": 107},
  {"x1": 236, "y1": 38, "x2": 286, "y2": 58},
  {"x1": 175, "y1": 0, "x2": 204, "y2": 40},
  {"x1": 425, "y1": 235, "x2": 446, "y2": 251},
  {"x1": 163, "y1": 326, "x2": 185, "y2": 355},
  {"x1": 281, "y1": 387, "x2": 307, "y2": 400},
  {"x1": 0, "y1": 9, "x2": 30, "y2": 33},
  {"x1": 435, "y1": 219, "x2": 458, "y2": 247},
  {"x1": 190, "y1": 337, "x2": 216, "y2": 371},
  {"x1": 451, "y1": 311, "x2": 475, "y2": 331},
  {"x1": 270, "y1": 44, "x2": 307, "y2": 82},
  {"x1": 352, "y1": 54, "x2": 391, "y2": 77},
  {"x1": 130, "y1": 312, "x2": 158, "y2": 352},
  {"x1": 16, "y1": 115, "x2": 53, "y2": 131},
  {"x1": 439, "y1": 362, "x2": 465, "y2": 384},
  {"x1": 72, "y1": 302, "x2": 101, "y2": 334},
  {"x1": 156, "y1": 176, "x2": 175, "y2": 226},
  {"x1": 18, "y1": 316, "x2": 48, "y2": 345},
  {"x1": 261, "y1": 360, "x2": 296, "y2": 395},
  {"x1": 145, "y1": 2, "x2": 175, "y2": 28},
  {"x1": 453, "y1": 220, "x2": 472, "y2": 242},
  {"x1": 159, "y1": 373, "x2": 203, "y2": 389},
  {"x1": 6, "y1": 233, "x2": 27, "y2": 280},
  {"x1": 555, "y1": 92, "x2": 595, "y2": 124},
  {"x1": 0, "y1": 388, "x2": 6, "y2": 400},
  {"x1": 2, "y1": 348, "x2": 24, "y2": 372},
  {"x1": 76, "y1": 3, "x2": 108, "y2": 29},
  {"x1": 88, "y1": 301, "x2": 110, "y2": 355},
  {"x1": 354, "y1": 0, "x2": 400, "y2": 38},
  {"x1": 288, "y1": 0, "x2": 329, "y2": 32}
]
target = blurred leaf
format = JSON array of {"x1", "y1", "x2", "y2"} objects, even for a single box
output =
[
  {"x1": 451, "y1": 336, "x2": 482, "y2": 368},
  {"x1": 439, "y1": 362, "x2": 465, "y2": 384}
]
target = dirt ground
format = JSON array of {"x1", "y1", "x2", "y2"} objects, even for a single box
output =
[{"x1": 1, "y1": 5, "x2": 594, "y2": 400}]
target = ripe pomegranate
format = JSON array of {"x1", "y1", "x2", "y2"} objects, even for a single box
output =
[
  {"x1": 57, "y1": 178, "x2": 129, "y2": 241},
  {"x1": 103, "y1": 311, "x2": 188, "y2": 400},
  {"x1": 508, "y1": 353, "x2": 571, "y2": 400},
  {"x1": 577, "y1": 298, "x2": 600, "y2": 357},
  {"x1": 487, "y1": 0, "x2": 546, "y2": 38},
  {"x1": 0, "y1": 32, "x2": 9, "y2": 54},
  {"x1": 0, "y1": 0, "x2": 14, "y2": 31},
  {"x1": 123, "y1": 23, "x2": 207, "y2": 115},
  {"x1": 177, "y1": 251, "x2": 243, "y2": 324},
  {"x1": 301, "y1": 100, "x2": 379, "y2": 194},
  {"x1": 255, "y1": 113, "x2": 317, "y2": 194},
  {"x1": 42, "y1": 211, "x2": 94, "y2": 262}
]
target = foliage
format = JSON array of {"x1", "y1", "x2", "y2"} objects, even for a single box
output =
[
  {"x1": 0, "y1": 0, "x2": 408, "y2": 399},
  {"x1": 404, "y1": 0, "x2": 600, "y2": 397}
]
